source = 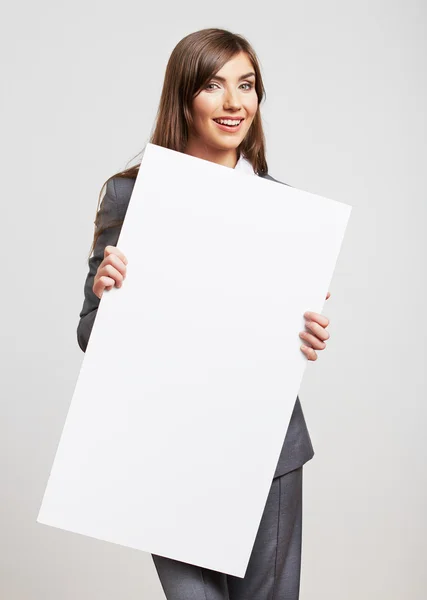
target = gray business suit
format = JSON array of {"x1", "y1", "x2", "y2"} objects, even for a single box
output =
[{"x1": 77, "y1": 168, "x2": 314, "y2": 599}]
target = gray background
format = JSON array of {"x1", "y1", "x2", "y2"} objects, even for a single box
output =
[{"x1": 2, "y1": 0, "x2": 426, "y2": 598}]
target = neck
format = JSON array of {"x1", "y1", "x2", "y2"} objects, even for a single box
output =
[{"x1": 184, "y1": 139, "x2": 239, "y2": 169}]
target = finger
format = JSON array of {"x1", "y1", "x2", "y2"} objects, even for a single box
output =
[
  {"x1": 102, "y1": 263, "x2": 125, "y2": 287},
  {"x1": 102, "y1": 252, "x2": 127, "y2": 280},
  {"x1": 93, "y1": 275, "x2": 115, "y2": 299},
  {"x1": 304, "y1": 318, "x2": 330, "y2": 342},
  {"x1": 104, "y1": 245, "x2": 128, "y2": 266},
  {"x1": 299, "y1": 330, "x2": 326, "y2": 350},
  {"x1": 304, "y1": 311, "x2": 330, "y2": 329},
  {"x1": 300, "y1": 345, "x2": 318, "y2": 361}
]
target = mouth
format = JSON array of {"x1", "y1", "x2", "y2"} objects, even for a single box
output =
[{"x1": 212, "y1": 118, "x2": 244, "y2": 133}]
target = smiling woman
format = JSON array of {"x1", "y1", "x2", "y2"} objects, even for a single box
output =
[
  {"x1": 77, "y1": 27, "x2": 331, "y2": 600},
  {"x1": 186, "y1": 53, "x2": 259, "y2": 160}
]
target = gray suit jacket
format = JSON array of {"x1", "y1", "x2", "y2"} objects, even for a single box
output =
[{"x1": 77, "y1": 171, "x2": 314, "y2": 479}]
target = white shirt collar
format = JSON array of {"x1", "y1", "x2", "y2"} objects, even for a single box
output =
[{"x1": 234, "y1": 154, "x2": 256, "y2": 176}]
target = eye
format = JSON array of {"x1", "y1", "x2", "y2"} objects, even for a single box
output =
[{"x1": 205, "y1": 81, "x2": 254, "y2": 91}]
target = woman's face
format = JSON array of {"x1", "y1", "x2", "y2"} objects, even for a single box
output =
[{"x1": 187, "y1": 52, "x2": 259, "y2": 164}]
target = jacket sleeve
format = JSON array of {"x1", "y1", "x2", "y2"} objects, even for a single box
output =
[{"x1": 77, "y1": 178, "x2": 124, "y2": 352}]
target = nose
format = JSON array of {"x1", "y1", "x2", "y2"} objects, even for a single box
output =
[{"x1": 223, "y1": 87, "x2": 241, "y2": 111}]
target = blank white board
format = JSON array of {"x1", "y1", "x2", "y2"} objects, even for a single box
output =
[{"x1": 37, "y1": 143, "x2": 352, "y2": 577}]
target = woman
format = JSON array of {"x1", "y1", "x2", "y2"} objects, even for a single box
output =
[{"x1": 77, "y1": 28, "x2": 331, "y2": 600}]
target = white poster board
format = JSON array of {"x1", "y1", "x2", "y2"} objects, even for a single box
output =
[{"x1": 37, "y1": 143, "x2": 352, "y2": 577}]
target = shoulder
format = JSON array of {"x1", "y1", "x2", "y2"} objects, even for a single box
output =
[
  {"x1": 258, "y1": 172, "x2": 292, "y2": 188},
  {"x1": 100, "y1": 176, "x2": 136, "y2": 221},
  {"x1": 96, "y1": 176, "x2": 136, "y2": 226},
  {"x1": 106, "y1": 176, "x2": 136, "y2": 206}
]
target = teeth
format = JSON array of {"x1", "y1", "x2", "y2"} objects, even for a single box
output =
[{"x1": 215, "y1": 119, "x2": 242, "y2": 126}]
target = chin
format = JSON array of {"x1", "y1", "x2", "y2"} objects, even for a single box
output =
[{"x1": 211, "y1": 135, "x2": 244, "y2": 150}]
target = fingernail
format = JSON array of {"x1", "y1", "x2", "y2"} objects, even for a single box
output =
[{"x1": 301, "y1": 345, "x2": 307, "y2": 351}]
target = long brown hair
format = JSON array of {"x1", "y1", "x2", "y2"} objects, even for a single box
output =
[{"x1": 89, "y1": 28, "x2": 269, "y2": 257}]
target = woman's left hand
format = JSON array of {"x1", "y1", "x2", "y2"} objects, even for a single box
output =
[{"x1": 300, "y1": 291, "x2": 331, "y2": 361}]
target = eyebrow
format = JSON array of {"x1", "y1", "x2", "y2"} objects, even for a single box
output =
[{"x1": 211, "y1": 71, "x2": 256, "y2": 82}]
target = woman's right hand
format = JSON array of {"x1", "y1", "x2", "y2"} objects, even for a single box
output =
[{"x1": 93, "y1": 245, "x2": 128, "y2": 299}]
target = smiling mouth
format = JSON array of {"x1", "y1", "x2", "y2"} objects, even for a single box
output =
[
  {"x1": 212, "y1": 118, "x2": 245, "y2": 133},
  {"x1": 213, "y1": 118, "x2": 244, "y2": 127}
]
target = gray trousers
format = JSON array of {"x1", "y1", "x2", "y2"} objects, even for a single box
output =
[{"x1": 151, "y1": 466, "x2": 303, "y2": 600}]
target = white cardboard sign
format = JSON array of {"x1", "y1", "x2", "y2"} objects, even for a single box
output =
[{"x1": 37, "y1": 143, "x2": 352, "y2": 577}]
